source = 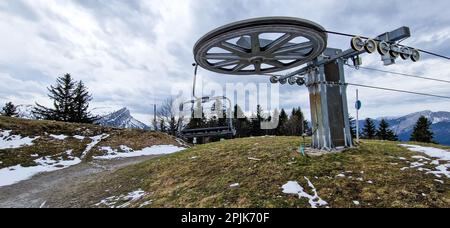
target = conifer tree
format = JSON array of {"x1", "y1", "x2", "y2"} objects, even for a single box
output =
[
  {"x1": 410, "y1": 116, "x2": 434, "y2": 143},
  {"x1": 33, "y1": 74, "x2": 95, "y2": 123},
  {"x1": 376, "y1": 119, "x2": 398, "y2": 141},
  {"x1": 362, "y1": 118, "x2": 377, "y2": 139},
  {"x1": 1, "y1": 102, "x2": 18, "y2": 117}
]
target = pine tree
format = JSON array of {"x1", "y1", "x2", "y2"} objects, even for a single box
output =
[
  {"x1": 376, "y1": 119, "x2": 398, "y2": 141},
  {"x1": 277, "y1": 109, "x2": 288, "y2": 136},
  {"x1": 233, "y1": 105, "x2": 251, "y2": 138},
  {"x1": 1, "y1": 102, "x2": 18, "y2": 117},
  {"x1": 250, "y1": 105, "x2": 264, "y2": 136},
  {"x1": 362, "y1": 118, "x2": 377, "y2": 139},
  {"x1": 72, "y1": 81, "x2": 96, "y2": 123},
  {"x1": 159, "y1": 119, "x2": 166, "y2": 133},
  {"x1": 168, "y1": 116, "x2": 177, "y2": 136},
  {"x1": 410, "y1": 116, "x2": 434, "y2": 143},
  {"x1": 33, "y1": 74, "x2": 95, "y2": 123},
  {"x1": 286, "y1": 107, "x2": 305, "y2": 136}
]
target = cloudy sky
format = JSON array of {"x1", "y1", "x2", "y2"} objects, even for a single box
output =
[{"x1": 0, "y1": 0, "x2": 449, "y2": 124}]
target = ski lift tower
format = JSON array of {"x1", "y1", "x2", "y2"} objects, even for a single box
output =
[{"x1": 193, "y1": 17, "x2": 417, "y2": 150}]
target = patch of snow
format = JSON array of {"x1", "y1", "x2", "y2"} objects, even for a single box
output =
[
  {"x1": 410, "y1": 162, "x2": 425, "y2": 168},
  {"x1": 399, "y1": 144, "x2": 450, "y2": 179},
  {"x1": 282, "y1": 177, "x2": 328, "y2": 208},
  {"x1": 412, "y1": 156, "x2": 431, "y2": 161},
  {"x1": 80, "y1": 134, "x2": 109, "y2": 159},
  {"x1": 336, "y1": 174, "x2": 346, "y2": 178},
  {"x1": 31, "y1": 154, "x2": 39, "y2": 157},
  {"x1": 0, "y1": 155, "x2": 81, "y2": 187},
  {"x1": 230, "y1": 183, "x2": 240, "y2": 188},
  {"x1": 73, "y1": 135, "x2": 85, "y2": 140},
  {"x1": 398, "y1": 157, "x2": 407, "y2": 160},
  {"x1": 367, "y1": 180, "x2": 373, "y2": 184},
  {"x1": 428, "y1": 164, "x2": 450, "y2": 178},
  {"x1": 49, "y1": 134, "x2": 68, "y2": 140},
  {"x1": 95, "y1": 189, "x2": 147, "y2": 208},
  {"x1": 353, "y1": 201, "x2": 360, "y2": 206},
  {"x1": 0, "y1": 130, "x2": 39, "y2": 150},
  {"x1": 431, "y1": 160, "x2": 440, "y2": 165},
  {"x1": 399, "y1": 145, "x2": 450, "y2": 161},
  {"x1": 94, "y1": 145, "x2": 185, "y2": 160},
  {"x1": 139, "y1": 200, "x2": 153, "y2": 208},
  {"x1": 434, "y1": 179, "x2": 444, "y2": 184}
]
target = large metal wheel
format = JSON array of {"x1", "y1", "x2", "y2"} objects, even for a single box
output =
[{"x1": 193, "y1": 17, "x2": 328, "y2": 75}]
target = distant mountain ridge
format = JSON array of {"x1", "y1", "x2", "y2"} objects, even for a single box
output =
[
  {"x1": 359, "y1": 110, "x2": 450, "y2": 145},
  {"x1": 96, "y1": 108, "x2": 149, "y2": 130}
]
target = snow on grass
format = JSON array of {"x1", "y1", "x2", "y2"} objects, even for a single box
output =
[
  {"x1": 0, "y1": 130, "x2": 39, "y2": 150},
  {"x1": 49, "y1": 134, "x2": 68, "y2": 140},
  {"x1": 353, "y1": 201, "x2": 360, "y2": 206},
  {"x1": 400, "y1": 145, "x2": 450, "y2": 161},
  {"x1": 73, "y1": 135, "x2": 85, "y2": 140},
  {"x1": 95, "y1": 189, "x2": 147, "y2": 208},
  {"x1": 0, "y1": 150, "x2": 81, "y2": 187},
  {"x1": 139, "y1": 200, "x2": 153, "y2": 208},
  {"x1": 230, "y1": 183, "x2": 240, "y2": 188},
  {"x1": 80, "y1": 134, "x2": 109, "y2": 159},
  {"x1": 93, "y1": 145, "x2": 185, "y2": 160},
  {"x1": 400, "y1": 144, "x2": 450, "y2": 179},
  {"x1": 282, "y1": 177, "x2": 328, "y2": 208}
]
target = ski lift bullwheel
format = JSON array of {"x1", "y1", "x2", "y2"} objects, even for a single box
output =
[{"x1": 193, "y1": 17, "x2": 328, "y2": 75}]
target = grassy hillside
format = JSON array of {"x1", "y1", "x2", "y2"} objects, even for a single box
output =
[
  {"x1": 1, "y1": 116, "x2": 448, "y2": 208},
  {"x1": 0, "y1": 116, "x2": 182, "y2": 169},
  {"x1": 79, "y1": 137, "x2": 449, "y2": 208}
]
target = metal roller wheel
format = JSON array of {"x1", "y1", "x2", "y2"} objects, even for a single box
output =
[
  {"x1": 364, "y1": 39, "x2": 377, "y2": 54},
  {"x1": 296, "y1": 77, "x2": 306, "y2": 86},
  {"x1": 400, "y1": 47, "x2": 411, "y2": 60},
  {"x1": 279, "y1": 78, "x2": 288, "y2": 85},
  {"x1": 410, "y1": 49, "x2": 420, "y2": 62},
  {"x1": 193, "y1": 17, "x2": 328, "y2": 75},
  {"x1": 389, "y1": 45, "x2": 400, "y2": 59},
  {"x1": 351, "y1": 36, "x2": 365, "y2": 52},
  {"x1": 288, "y1": 77, "x2": 297, "y2": 85},
  {"x1": 377, "y1": 41, "x2": 390, "y2": 55},
  {"x1": 270, "y1": 76, "x2": 279, "y2": 84}
]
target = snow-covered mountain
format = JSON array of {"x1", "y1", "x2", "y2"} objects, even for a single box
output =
[
  {"x1": 96, "y1": 108, "x2": 150, "y2": 130},
  {"x1": 359, "y1": 111, "x2": 450, "y2": 145}
]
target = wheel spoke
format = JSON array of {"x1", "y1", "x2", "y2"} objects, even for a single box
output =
[
  {"x1": 204, "y1": 53, "x2": 241, "y2": 60},
  {"x1": 219, "y1": 42, "x2": 249, "y2": 55},
  {"x1": 273, "y1": 53, "x2": 306, "y2": 60},
  {"x1": 273, "y1": 42, "x2": 313, "y2": 55},
  {"x1": 233, "y1": 63, "x2": 250, "y2": 72},
  {"x1": 265, "y1": 60, "x2": 285, "y2": 68},
  {"x1": 264, "y1": 33, "x2": 294, "y2": 53},
  {"x1": 254, "y1": 62, "x2": 262, "y2": 74},
  {"x1": 213, "y1": 60, "x2": 241, "y2": 68},
  {"x1": 251, "y1": 33, "x2": 261, "y2": 54}
]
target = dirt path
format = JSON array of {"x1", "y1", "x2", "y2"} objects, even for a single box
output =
[{"x1": 0, "y1": 156, "x2": 159, "y2": 208}]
